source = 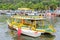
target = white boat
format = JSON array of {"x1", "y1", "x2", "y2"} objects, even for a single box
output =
[{"x1": 7, "y1": 15, "x2": 55, "y2": 37}]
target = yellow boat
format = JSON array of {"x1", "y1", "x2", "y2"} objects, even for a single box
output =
[{"x1": 7, "y1": 15, "x2": 56, "y2": 37}]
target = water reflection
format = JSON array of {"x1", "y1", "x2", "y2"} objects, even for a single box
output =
[
  {"x1": 40, "y1": 34, "x2": 55, "y2": 40},
  {"x1": 8, "y1": 30, "x2": 55, "y2": 40}
]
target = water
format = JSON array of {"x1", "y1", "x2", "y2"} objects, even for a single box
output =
[{"x1": 0, "y1": 15, "x2": 60, "y2": 40}]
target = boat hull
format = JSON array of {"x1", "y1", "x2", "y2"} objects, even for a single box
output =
[{"x1": 8, "y1": 24, "x2": 42, "y2": 37}]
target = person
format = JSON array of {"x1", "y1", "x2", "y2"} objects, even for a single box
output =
[
  {"x1": 46, "y1": 11, "x2": 52, "y2": 24},
  {"x1": 46, "y1": 11, "x2": 51, "y2": 19},
  {"x1": 51, "y1": 12, "x2": 57, "y2": 23}
]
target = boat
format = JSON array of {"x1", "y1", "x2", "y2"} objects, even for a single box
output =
[{"x1": 7, "y1": 15, "x2": 56, "y2": 37}]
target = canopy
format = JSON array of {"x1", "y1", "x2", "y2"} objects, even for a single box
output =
[
  {"x1": 18, "y1": 8, "x2": 33, "y2": 10},
  {"x1": 11, "y1": 16, "x2": 45, "y2": 20}
]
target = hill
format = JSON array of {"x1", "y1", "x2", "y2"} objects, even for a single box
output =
[{"x1": 0, "y1": 0, "x2": 60, "y2": 10}]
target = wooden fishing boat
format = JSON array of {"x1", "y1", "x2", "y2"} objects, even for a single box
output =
[{"x1": 7, "y1": 15, "x2": 56, "y2": 37}]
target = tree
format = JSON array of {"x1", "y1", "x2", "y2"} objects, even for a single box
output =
[{"x1": 49, "y1": 0, "x2": 58, "y2": 10}]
